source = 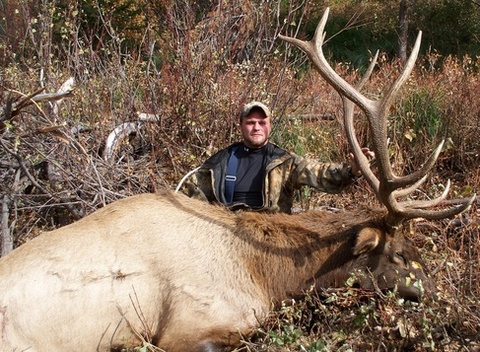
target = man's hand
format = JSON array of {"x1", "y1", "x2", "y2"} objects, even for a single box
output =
[{"x1": 349, "y1": 147, "x2": 375, "y2": 177}]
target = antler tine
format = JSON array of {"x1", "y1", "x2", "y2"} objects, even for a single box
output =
[
  {"x1": 379, "y1": 31, "x2": 422, "y2": 116},
  {"x1": 391, "y1": 174, "x2": 429, "y2": 200},
  {"x1": 357, "y1": 50, "x2": 379, "y2": 91},
  {"x1": 373, "y1": 32, "x2": 434, "y2": 191},
  {"x1": 390, "y1": 179, "x2": 475, "y2": 221},
  {"x1": 396, "y1": 179, "x2": 455, "y2": 209},
  {"x1": 393, "y1": 140, "x2": 444, "y2": 188},
  {"x1": 279, "y1": 8, "x2": 375, "y2": 115},
  {"x1": 389, "y1": 193, "x2": 476, "y2": 223}
]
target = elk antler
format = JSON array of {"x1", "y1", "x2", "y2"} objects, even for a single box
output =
[{"x1": 279, "y1": 8, "x2": 475, "y2": 225}]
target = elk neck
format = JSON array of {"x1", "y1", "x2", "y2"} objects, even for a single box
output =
[{"x1": 233, "y1": 208, "x2": 388, "y2": 305}]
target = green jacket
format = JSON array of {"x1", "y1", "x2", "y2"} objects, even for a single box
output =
[{"x1": 185, "y1": 142, "x2": 357, "y2": 213}]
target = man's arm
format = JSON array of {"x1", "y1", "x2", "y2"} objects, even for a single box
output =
[{"x1": 289, "y1": 154, "x2": 358, "y2": 194}]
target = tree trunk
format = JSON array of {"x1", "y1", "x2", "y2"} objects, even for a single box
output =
[{"x1": 398, "y1": 0, "x2": 409, "y2": 63}]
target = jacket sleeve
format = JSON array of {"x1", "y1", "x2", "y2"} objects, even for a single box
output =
[{"x1": 289, "y1": 153, "x2": 356, "y2": 194}]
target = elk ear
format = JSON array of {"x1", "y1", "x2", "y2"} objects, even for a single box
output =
[{"x1": 353, "y1": 227, "x2": 383, "y2": 256}]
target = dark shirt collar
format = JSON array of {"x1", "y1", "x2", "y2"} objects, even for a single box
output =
[{"x1": 241, "y1": 142, "x2": 268, "y2": 154}]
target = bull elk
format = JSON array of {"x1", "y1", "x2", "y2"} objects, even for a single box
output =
[{"x1": 0, "y1": 8, "x2": 474, "y2": 352}]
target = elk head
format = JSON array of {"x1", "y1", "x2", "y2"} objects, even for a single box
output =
[{"x1": 279, "y1": 8, "x2": 475, "y2": 296}]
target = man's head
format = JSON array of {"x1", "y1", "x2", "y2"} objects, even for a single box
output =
[{"x1": 239, "y1": 101, "x2": 272, "y2": 149}]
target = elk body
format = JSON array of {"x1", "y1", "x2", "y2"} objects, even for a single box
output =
[
  {"x1": 1, "y1": 191, "x2": 433, "y2": 352},
  {"x1": 0, "y1": 8, "x2": 474, "y2": 352}
]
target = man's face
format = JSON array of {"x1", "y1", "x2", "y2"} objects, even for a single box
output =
[{"x1": 240, "y1": 110, "x2": 271, "y2": 149}]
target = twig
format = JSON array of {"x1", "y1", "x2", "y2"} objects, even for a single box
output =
[{"x1": 1, "y1": 89, "x2": 74, "y2": 122}]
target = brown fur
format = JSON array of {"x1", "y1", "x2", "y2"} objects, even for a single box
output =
[{"x1": 0, "y1": 190, "x2": 433, "y2": 352}]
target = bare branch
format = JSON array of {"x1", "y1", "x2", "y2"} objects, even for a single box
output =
[{"x1": 1, "y1": 89, "x2": 74, "y2": 122}]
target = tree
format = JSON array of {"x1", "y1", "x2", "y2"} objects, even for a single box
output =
[{"x1": 397, "y1": 0, "x2": 410, "y2": 63}]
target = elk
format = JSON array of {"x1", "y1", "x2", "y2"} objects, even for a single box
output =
[{"x1": 0, "y1": 8, "x2": 474, "y2": 352}]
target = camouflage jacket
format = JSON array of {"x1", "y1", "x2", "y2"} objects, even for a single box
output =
[{"x1": 185, "y1": 142, "x2": 357, "y2": 213}]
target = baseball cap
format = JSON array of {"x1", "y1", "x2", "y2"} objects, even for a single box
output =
[{"x1": 240, "y1": 101, "x2": 272, "y2": 119}]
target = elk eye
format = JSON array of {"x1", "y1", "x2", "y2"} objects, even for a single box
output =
[{"x1": 396, "y1": 252, "x2": 407, "y2": 265}]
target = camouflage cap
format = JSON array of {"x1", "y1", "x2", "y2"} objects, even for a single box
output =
[{"x1": 240, "y1": 101, "x2": 272, "y2": 119}]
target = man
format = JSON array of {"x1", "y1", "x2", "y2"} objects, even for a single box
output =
[{"x1": 185, "y1": 101, "x2": 372, "y2": 213}]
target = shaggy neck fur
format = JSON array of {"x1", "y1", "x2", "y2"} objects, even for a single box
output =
[{"x1": 234, "y1": 208, "x2": 388, "y2": 304}]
